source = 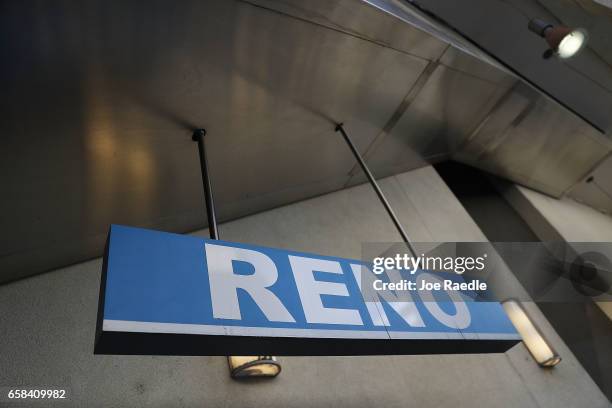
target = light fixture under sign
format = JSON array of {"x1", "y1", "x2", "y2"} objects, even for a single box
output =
[
  {"x1": 228, "y1": 356, "x2": 281, "y2": 378},
  {"x1": 502, "y1": 299, "x2": 561, "y2": 367},
  {"x1": 528, "y1": 18, "x2": 588, "y2": 59}
]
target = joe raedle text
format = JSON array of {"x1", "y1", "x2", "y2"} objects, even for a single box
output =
[{"x1": 372, "y1": 279, "x2": 488, "y2": 292}]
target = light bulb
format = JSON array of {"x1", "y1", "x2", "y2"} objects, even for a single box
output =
[
  {"x1": 528, "y1": 19, "x2": 588, "y2": 60},
  {"x1": 556, "y1": 29, "x2": 588, "y2": 59}
]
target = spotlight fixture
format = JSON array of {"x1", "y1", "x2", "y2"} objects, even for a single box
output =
[
  {"x1": 228, "y1": 356, "x2": 281, "y2": 379},
  {"x1": 502, "y1": 299, "x2": 561, "y2": 367},
  {"x1": 528, "y1": 18, "x2": 588, "y2": 59}
]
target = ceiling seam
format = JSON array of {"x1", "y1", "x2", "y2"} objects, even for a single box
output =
[
  {"x1": 343, "y1": 55, "x2": 444, "y2": 186},
  {"x1": 238, "y1": 0, "x2": 435, "y2": 63},
  {"x1": 561, "y1": 150, "x2": 612, "y2": 197}
]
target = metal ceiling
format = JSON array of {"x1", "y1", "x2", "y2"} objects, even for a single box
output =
[
  {"x1": 411, "y1": 0, "x2": 612, "y2": 134},
  {"x1": 1, "y1": 0, "x2": 611, "y2": 283},
  {"x1": 403, "y1": 0, "x2": 612, "y2": 212}
]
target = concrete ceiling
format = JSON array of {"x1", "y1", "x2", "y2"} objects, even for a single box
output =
[{"x1": 1, "y1": 0, "x2": 611, "y2": 283}]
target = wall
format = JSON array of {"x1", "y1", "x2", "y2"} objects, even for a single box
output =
[
  {"x1": 502, "y1": 184, "x2": 612, "y2": 321},
  {"x1": 435, "y1": 161, "x2": 540, "y2": 242},
  {"x1": 501, "y1": 184, "x2": 612, "y2": 400},
  {"x1": 1, "y1": 167, "x2": 609, "y2": 408},
  {"x1": 503, "y1": 184, "x2": 612, "y2": 243}
]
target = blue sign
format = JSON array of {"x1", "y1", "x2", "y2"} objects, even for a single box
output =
[{"x1": 95, "y1": 225, "x2": 519, "y2": 355}]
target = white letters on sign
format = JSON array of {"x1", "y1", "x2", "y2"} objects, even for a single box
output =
[
  {"x1": 205, "y1": 243, "x2": 295, "y2": 322},
  {"x1": 205, "y1": 242, "x2": 473, "y2": 329},
  {"x1": 289, "y1": 256, "x2": 363, "y2": 325}
]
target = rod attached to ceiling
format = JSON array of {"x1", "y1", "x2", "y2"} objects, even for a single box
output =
[
  {"x1": 335, "y1": 123, "x2": 417, "y2": 257},
  {"x1": 191, "y1": 128, "x2": 280, "y2": 379},
  {"x1": 192, "y1": 129, "x2": 219, "y2": 240}
]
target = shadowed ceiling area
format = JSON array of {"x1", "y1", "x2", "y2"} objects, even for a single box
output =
[{"x1": 1, "y1": 0, "x2": 611, "y2": 283}]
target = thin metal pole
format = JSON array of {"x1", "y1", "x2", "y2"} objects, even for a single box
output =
[
  {"x1": 335, "y1": 123, "x2": 417, "y2": 257},
  {"x1": 192, "y1": 129, "x2": 219, "y2": 239},
  {"x1": 192, "y1": 129, "x2": 278, "y2": 378}
]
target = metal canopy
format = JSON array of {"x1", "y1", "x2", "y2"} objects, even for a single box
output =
[{"x1": 1, "y1": 0, "x2": 610, "y2": 283}]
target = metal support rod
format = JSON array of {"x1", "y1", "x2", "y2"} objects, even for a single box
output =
[
  {"x1": 192, "y1": 128, "x2": 278, "y2": 379},
  {"x1": 335, "y1": 123, "x2": 417, "y2": 257},
  {"x1": 192, "y1": 129, "x2": 219, "y2": 240}
]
